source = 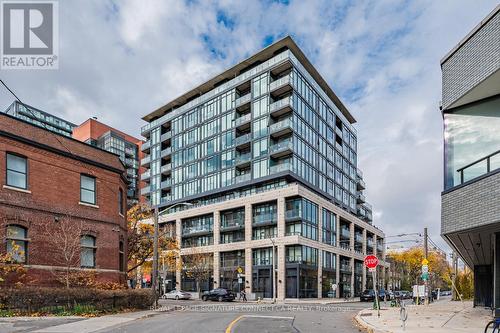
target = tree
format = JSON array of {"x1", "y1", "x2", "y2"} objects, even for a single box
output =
[
  {"x1": 41, "y1": 215, "x2": 96, "y2": 289},
  {"x1": 182, "y1": 250, "x2": 213, "y2": 293},
  {"x1": 127, "y1": 204, "x2": 179, "y2": 275}
]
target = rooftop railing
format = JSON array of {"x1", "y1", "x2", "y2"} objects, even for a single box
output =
[{"x1": 457, "y1": 149, "x2": 500, "y2": 185}]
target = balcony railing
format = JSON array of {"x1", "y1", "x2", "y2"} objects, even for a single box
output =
[
  {"x1": 457, "y1": 149, "x2": 500, "y2": 185},
  {"x1": 161, "y1": 179, "x2": 172, "y2": 188},
  {"x1": 269, "y1": 96, "x2": 292, "y2": 114},
  {"x1": 285, "y1": 256, "x2": 302, "y2": 264},
  {"x1": 221, "y1": 218, "x2": 245, "y2": 229},
  {"x1": 235, "y1": 93, "x2": 251, "y2": 108},
  {"x1": 161, "y1": 131, "x2": 172, "y2": 141},
  {"x1": 160, "y1": 195, "x2": 171, "y2": 205},
  {"x1": 269, "y1": 74, "x2": 291, "y2": 92},
  {"x1": 357, "y1": 193, "x2": 366, "y2": 203},
  {"x1": 221, "y1": 259, "x2": 245, "y2": 268},
  {"x1": 253, "y1": 257, "x2": 272, "y2": 266},
  {"x1": 161, "y1": 147, "x2": 172, "y2": 158},
  {"x1": 355, "y1": 234, "x2": 363, "y2": 243},
  {"x1": 269, "y1": 162, "x2": 293, "y2": 174},
  {"x1": 269, "y1": 117, "x2": 293, "y2": 134},
  {"x1": 269, "y1": 140, "x2": 293, "y2": 155},
  {"x1": 141, "y1": 170, "x2": 151, "y2": 181},
  {"x1": 161, "y1": 163, "x2": 172, "y2": 174},
  {"x1": 253, "y1": 213, "x2": 277, "y2": 225},
  {"x1": 182, "y1": 225, "x2": 213, "y2": 236},
  {"x1": 234, "y1": 113, "x2": 251, "y2": 127},
  {"x1": 285, "y1": 209, "x2": 301, "y2": 220},
  {"x1": 141, "y1": 155, "x2": 151, "y2": 166},
  {"x1": 234, "y1": 133, "x2": 251, "y2": 146},
  {"x1": 235, "y1": 173, "x2": 251, "y2": 183},
  {"x1": 140, "y1": 186, "x2": 150, "y2": 195},
  {"x1": 340, "y1": 228, "x2": 350, "y2": 239},
  {"x1": 235, "y1": 152, "x2": 251, "y2": 165},
  {"x1": 141, "y1": 141, "x2": 151, "y2": 151}
]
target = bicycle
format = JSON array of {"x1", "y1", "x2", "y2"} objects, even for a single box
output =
[{"x1": 485, "y1": 317, "x2": 500, "y2": 333}]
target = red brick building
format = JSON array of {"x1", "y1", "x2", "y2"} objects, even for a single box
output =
[{"x1": 0, "y1": 113, "x2": 128, "y2": 286}]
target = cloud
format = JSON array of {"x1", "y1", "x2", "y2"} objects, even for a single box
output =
[{"x1": 0, "y1": 0, "x2": 498, "y2": 253}]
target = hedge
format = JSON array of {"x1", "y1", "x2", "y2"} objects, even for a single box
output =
[{"x1": 0, "y1": 287, "x2": 154, "y2": 314}]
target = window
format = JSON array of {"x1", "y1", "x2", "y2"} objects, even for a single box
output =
[
  {"x1": 81, "y1": 235, "x2": 96, "y2": 268},
  {"x1": 6, "y1": 225, "x2": 28, "y2": 263},
  {"x1": 6, "y1": 153, "x2": 27, "y2": 189},
  {"x1": 119, "y1": 241, "x2": 124, "y2": 272},
  {"x1": 253, "y1": 138, "x2": 268, "y2": 158},
  {"x1": 80, "y1": 175, "x2": 96, "y2": 205},
  {"x1": 119, "y1": 188, "x2": 124, "y2": 215}
]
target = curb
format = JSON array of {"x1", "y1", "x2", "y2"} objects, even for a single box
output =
[{"x1": 354, "y1": 309, "x2": 391, "y2": 333}]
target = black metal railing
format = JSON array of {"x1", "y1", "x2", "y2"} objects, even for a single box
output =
[{"x1": 457, "y1": 149, "x2": 500, "y2": 184}]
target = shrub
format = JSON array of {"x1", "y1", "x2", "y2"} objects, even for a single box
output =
[{"x1": 0, "y1": 287, "x2": 154, "y2": 315}]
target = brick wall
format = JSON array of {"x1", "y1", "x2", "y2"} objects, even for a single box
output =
[
  {"x1": 441, "y1": 8, "x2": 500, "y2": 109},
  {"x1": 0, "y1": 125, "x2": 128, "y2": 286},
  {"x1": 441, "y1": 171, "x2": 500, "y2": 235}
]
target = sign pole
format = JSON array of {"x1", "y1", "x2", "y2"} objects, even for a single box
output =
[{"x1": 373, "y1": 269, "x2": 380, "y2": 317}]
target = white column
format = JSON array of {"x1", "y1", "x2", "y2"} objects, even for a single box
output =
[
  {"x1": 245, "y1": 204, "x2": 252, "y2": 241},
  {"x1": 336, "y1": 253, "x2": 340, "y2": 299},
  {"x1": 245, "y1": 248, "x2": 253, "y2": 294},
  {"x1": 277, "y1": 197, "x2": 285, "y2": 238},
  {"x1": 213, "y1": 211, "x2": 220, "y2": 245}
]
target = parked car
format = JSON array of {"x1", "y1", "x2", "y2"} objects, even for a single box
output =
[
  {"x1": 162, "y1": 290, "x2": 192, "y2": 300},
  {"x1": 360, "y1": 289, "x2": 376, "y2": 302},
  {"x1": 202, "y1": 288, "x2": 236, "y2": 302},
  {"x1": 440, "y1": 290, "x2": 452, "y2": 296},
  {"x1": 401, "y1": 291, "x2": 412, "y2": 299}
]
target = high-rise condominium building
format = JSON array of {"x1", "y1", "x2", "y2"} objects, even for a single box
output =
[
  {"x1": 73, "y1": 118, "x2": 144, "y2": 208},
  {"x1": 4, "y1": 101, "x2": 76, "y2": 137},
  {"x1": 141, "y1": 36, "x2": 386, "y2": 300},
  {"x1": 440, "y1": 5, "x2": 500, "y2": 310}
]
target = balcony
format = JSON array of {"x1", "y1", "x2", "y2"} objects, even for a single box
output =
[
  {"x1": 234, "y1": 133, "x2": 251, "y2": 148},
  {"x1": 269, "y1": 162, "x2": 292, "y2": 174},
  {"x1": 221, "y1": 259, "x2": 245, "y2": 268},
  {"x1": 141, "y1": 170, "x2": 151, "y2": 181},
  {"x1": 235, "y1": 152, "x2": 251, "y2": 168},
  {"x1": 161, "y1": 178, "x2": 172, "y2": 189},
  {"x1": 355, "y1": 233, "x2": 363, "y2": 243},
  {"x1": 357, "y1": 193, "x2": 366, "y2": 203},
  {"x1": 285, "y1": 209, "x2": 301, "y2": 221},
  {"x1": 269, "y1": 117, "x2": 293, "y2": 138},
  {"x1": 234, "y1": 113, "x2": 251, "y2": 129},
  {"x1": 269, "y1": 96, "x2": 293, "y2": 117},
  {"x1": 285, "y1": 256, "x2": 303, "y2": 264},
  {"x1": 220, "y1": 218, "x2": 245, "y2": 231},
  {"x1": 161, "y1": 163, "x2": 172, "y2": 174},
  {"x1": 340, "y1": 228, "x2": 350, "y2": 239},
  {"x1": 160, "y1": 195, "x2": 171, "y2": 205},
  {"x1": 235, "y1": 173, "x2": 251, "y2": 184},
  {"x1": 366, "y1": 239, "x2": 374, "y2": 249},
  {"x1": 269, "y1": 74, "x2": 292, "y2": 97},
  {"x1": 235, "y1": 93, "x2": 251, "y2": 109},
  {"x1": 456, "y1": 149, "x2": 500, "y2": 185},
  {"x1": 182, "y1": 225, "x2": 213, "y2": 237},
  {"x1": 140, "y1": 186, "x2": 150, "y2": 195},
  {"x1": 357, "y1": 177, "x2": 366, "y2": 190},
  {"x1": 252, "y1": 213, "x2": 277, "y2": 226},
  {"x1": 141, "y1": 123, "x2": 151, "y2": 137},
  {"x1": 141, "y1": 140, "x2": 151, "y2": 153},
  {"x1": 161, "y1": 147, "x2": 172, "y2": 158},
  {"x1": 161, "y1": 131, "x2": 172, "y2": 142},
  {"x1": 269, "y1": 140, "x2": 293, "y2": 158},
  {"x1": 141, "y1": 155, "x2": 151, "y2": 167}
]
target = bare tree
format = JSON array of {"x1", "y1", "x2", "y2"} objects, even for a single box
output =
[{"x1": 182, "y1": 250, "x2": 213, "y2": 293}]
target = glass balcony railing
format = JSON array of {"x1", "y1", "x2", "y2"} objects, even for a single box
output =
[
  {"x1": 357, "y1": 193, "x2": 366, "y2": 203},
  {"x1": 140, "y1": 170, "x2": 151, "y2": 181},
  {"x1": 340, "y1": 228, "x2": 350, "y2": 239},
  {"x1": 355, "y1": 234, "x2": 363, "y2": 243},
  {"x1": 253, "y1": 213, "x2": 277, "y2": 225},
  {"x1": 161, "y1": 179, "x2": 172, "y2": 188},
  {"x1": 221, "y1": 218, "x2": 245, "y2": 229},
  {"x1": 221, "y1": 259, "x2": 245, "y2": 268},
  {"x1": 141, "y1": 141, "x2": 151, "y2": 151},
  {"x1": 253, "y1": 257, "x2": 273, "y2": 266},
  {"x1": 161, "y1": 163, "x2": 172, "y2": 173},
  {"x1": 182, "y1": 225, "x2": 213, "y2": 236},
  {"x1": 141, "y1": 155, "x2": 151, "y2": 166},
  {"x1": 235, "y1": 152, "x2": 251, "y2": 165},
  {"x1": 269, "y1": 140, "x2": 293, "y2": 155},
  {"x1": 457, "y1": 149, "x2": 500, "y2": 185},
  {"x1": 269, "y1": 162, "x2": 293, "y2": 174},
  {"x1": 286, "y1": 256, "x2": 302, "y2": 264},
  {"x1": 161, "y1": 147, "x2": 172, "y2": 158},
  {"x1": 234, "y1": 113, "x2": 251, "y2": 127},
  {"x1": 140, "y1": 186, "x2": 150, "y2": 195},
  {"x1": 269, "y1": 117, "x2": 293, "y2": 134},
  {"x1": 269, "y1": 96, "x2": 292, "y2": 114},
  {"x1": 235, "y1": 173, "x2": 251, "y2": 183},
  {"x1": 235, "y1": 133, "x2": 251, "y2": 146},
  {"x1": 160, "y1": 195, "x2": 171, "y2": 205},
  {"x1": 161, "y1": 131, "x2": 172, "y2": 141},
  {"x1": 235, "y1": 93, "x2": 251, "y2": 108},
  {"x1": 285, "y1": 209, "x2": 301, "y2": 220},
  {"x1": 269, "y1": 74, "x2": 291, "y2": 92}
]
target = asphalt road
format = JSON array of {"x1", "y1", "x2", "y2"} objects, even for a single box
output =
[{"x1": 101, "y1": 301, "x2": 368, "y2": 333}]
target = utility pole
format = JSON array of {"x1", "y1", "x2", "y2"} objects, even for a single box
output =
[
  {"x1": 152, "y1": 206, "x2": 159, "y2": 308},
  {"x1": 424, "y1": 227, "x2": 428, "y2": 305}
]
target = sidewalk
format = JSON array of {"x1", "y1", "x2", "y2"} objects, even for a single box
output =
[{"x1": 355, "y1": 300, "x2": 491, "y2": 333}]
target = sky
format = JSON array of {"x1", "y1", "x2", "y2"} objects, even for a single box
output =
[{"x1": 0, "y1": 0, "x2": 498, "y2": 253}]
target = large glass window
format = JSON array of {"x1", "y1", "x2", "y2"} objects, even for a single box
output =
[
  {"x1": 6, "y1": 225, "x2": 28, "y2": 263},
  {"x1": 81, "y1": 235, "x2": 96, "y2": 268},
  {"x1": 253, "y1": 96, "x2": 268, "y2": 118},
  {"x1": 253, "y1": 138, "x2": 268, "y2": 158},
  {"x1": 6, "y1": 153, "x2": 27, "y2": 189},
  {"x1": 444, "y1": 96, "x2": 500, "y2": 188},
  {"x1": 322, "y1": 209, "x2": 337, "y2": 246},
  {"x1": 80, "y1": 175, "x2": 96, "y2": 205}
]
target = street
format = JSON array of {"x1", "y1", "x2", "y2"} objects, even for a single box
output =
[{"x1": 0, "y1": 300, "x2": 369, "y2": 333}]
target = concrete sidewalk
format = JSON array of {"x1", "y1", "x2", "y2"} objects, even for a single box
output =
[
  {"x1": 30, "y1": 310, "x2": 161, "y2": 333},
  {"x1": 355, "y1": 300, "x2": 492, "y2": 333}
]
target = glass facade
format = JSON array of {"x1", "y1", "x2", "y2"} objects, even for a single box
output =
[
  {"x1": 285, "y1": 197, "x2": 318, "y2": 240},
  {"x1": 444, "y1": 96, "x2": 500, "y2": 189}
]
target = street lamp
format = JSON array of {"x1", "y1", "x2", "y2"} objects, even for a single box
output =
[{"x1": 152, "y1": 202, "x2": 193, "y2": 307}]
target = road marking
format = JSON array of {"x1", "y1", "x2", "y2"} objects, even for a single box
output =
[
  {"x1": 225, "y1": 315, "x2": 295, "y2": 333},
  {"x1": 225, "y1": 315, "x2": 244, "y2": 333}
]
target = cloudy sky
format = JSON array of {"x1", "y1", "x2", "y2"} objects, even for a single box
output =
[{"x1": 1, "y1": 0, "x2": 498, "y2": 251}]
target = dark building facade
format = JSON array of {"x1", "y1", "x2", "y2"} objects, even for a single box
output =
[
  {"x1": 440, "y1": 5, "x2": 500, "y2": 309},
  {"x1": 0, "y1": 113, "x2": 128, "y2": 286}
]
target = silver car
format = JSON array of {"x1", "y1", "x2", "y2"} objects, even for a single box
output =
[{"x1": 162, "y1": 290, "x2": 192, "y2": 300}]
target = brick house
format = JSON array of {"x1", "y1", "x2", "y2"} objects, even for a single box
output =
[{"x1": 0, "y1": 112, "x2": 128, "y2": 286}]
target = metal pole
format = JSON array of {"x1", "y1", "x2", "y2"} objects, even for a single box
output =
[
  {"x1": 373, "y1": 269, "x2": 380, "y2": 317},
  {"x1": 152, "y1": 206, "x2": 159, "y2": 308},
  {"x1": 424, "y1": 227, "x2": 428, "y2": 305}
]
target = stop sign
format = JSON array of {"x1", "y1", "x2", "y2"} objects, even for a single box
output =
[{"x1": 364, "y1": 255, "x2": 379, "y2": 269}]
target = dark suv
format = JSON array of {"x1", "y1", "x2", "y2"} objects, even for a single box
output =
[
  {"x1": 202, "y1": 288, "x2": 236, "y2": 302},
  {"x1": 360, "y1": 289, "x2": 376, "y2": 302}
]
